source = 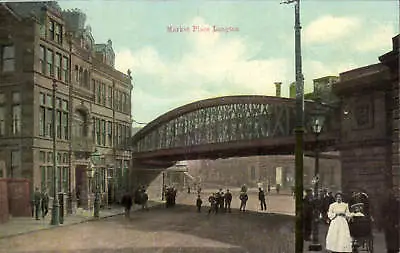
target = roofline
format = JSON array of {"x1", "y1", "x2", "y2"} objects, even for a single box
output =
[{"x1": 2, "y1": 3, "x2": 22, "y2": 21}]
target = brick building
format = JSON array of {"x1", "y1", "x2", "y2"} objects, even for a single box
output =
[{"x1": 0, "y1": 2, "x2": 132, "y2": 210}]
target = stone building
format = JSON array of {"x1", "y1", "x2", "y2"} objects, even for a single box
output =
[{"x1": 0, "y1": 2, "x2": 133, "y2": 211}]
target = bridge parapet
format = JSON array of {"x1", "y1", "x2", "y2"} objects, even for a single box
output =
[{"x1": 131, "y1": 96, "x2": 337, "y2": 155}]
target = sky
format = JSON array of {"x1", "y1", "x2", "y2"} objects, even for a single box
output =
[{"x1": 57, "y1": 0, "x2": 399, "y2": 127}]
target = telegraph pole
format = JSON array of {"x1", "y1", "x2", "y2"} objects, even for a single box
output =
[
  {"x1": 281, "y1": 0, "x2": 305, "y2": 251},
  {"x1": 50, "y1": 79, "x2": 60, "y2": 226}
]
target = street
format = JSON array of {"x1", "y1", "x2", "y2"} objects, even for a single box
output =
[{"x1": 0, "y1": 193, "x2": 295, "y2": 253}]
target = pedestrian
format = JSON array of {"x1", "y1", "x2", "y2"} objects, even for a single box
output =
[
  {"x1": 33, "y1": 187, "x2": 41, "y2": 220},
  {"x1": 322, "y1": 191, "x2": 335, "y2": 224},
  {"x1": 381, "y1": 189, "x2": 399, "y2": 253},
  {"x1": 121, "y1": 191, "x2": 133, "y2": 218},
  {"x1": 276, "y1": 184, "x2": 280, "y2": 194},
  {"x1": 208, "y1": 193, "x2": 217, "y2": 215},
  {"x1": 258, "y1": 187, "x2": 267, "y2": 211},
  {"x1": 187, "y1": 186, "x2": 191, "y2": 194},
  {"x1": 41, "y1": 188, "x2": 49, "y2": 218},
  {"x1": 239, "y1": 191, "x2": 248, "y2": 212},
  {"x1": 141, "y1": 189, "x2": 149, "y2": 211},
  {"x1": 196, "y1": 194, "x2": 203, "y2": 212},
  {"x1": 217, "y1": 188, "x2": 225, "y2": 212},
  {"x1": 325, "y1": 191, "x2": 352, "y2": 253},
  {"x1": 303, "y1": 188, "x2": 313, "y2": 241},
  {"x1": 267, "y1": 184, "x2": 271, "y2": 194},
  {"x1": 224, "y1": 189, "x2": 232, "y2": 213}
]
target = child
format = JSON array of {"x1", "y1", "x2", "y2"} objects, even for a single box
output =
[{"x1": 196, "y1": 194, "x2": 203, "y2": 212}]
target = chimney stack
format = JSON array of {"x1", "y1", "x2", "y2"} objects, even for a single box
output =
[{"x1": 274, "y1": 82, "x2": 282, "y2": 97}]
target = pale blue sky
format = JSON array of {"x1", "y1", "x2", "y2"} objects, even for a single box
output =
[{"x1": 58, "y1": 0, "x2": 399, "y2": 126}]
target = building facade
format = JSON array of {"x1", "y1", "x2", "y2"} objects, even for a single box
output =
[{"x1": 0, "y1": 2, "x2": 133, "y2": 210}]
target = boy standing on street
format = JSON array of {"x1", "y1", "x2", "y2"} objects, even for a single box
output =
[{"x1": 196, "y1": 195, "x2": 203, "y2": 212}]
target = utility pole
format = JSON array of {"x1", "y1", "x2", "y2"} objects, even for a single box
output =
[
  {"x1": 281, "y1": 0, "x2": 305, "y2": 251},
  {"x1": 50, "y1": 79, "x2": 60, "y2": 226}
]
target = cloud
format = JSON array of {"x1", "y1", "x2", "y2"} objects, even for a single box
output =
[
  {"x1": 354, "y1": 24, "x2": 395, "y2": 52},
  {"x1": 115, "y1": 16, "x2": 290, "y2": 122},
  {"x1": 304, "y1": 15, "x2": 361, "y2": 44}
]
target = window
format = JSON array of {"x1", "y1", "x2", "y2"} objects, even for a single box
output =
[
  {"x1": 48, "y1": 20, "x2": 54, "y2": 40},
  {"x1": 46, "y1": 108, "x2": 53, "y2": 137},
  {"x1": 62, "y1": 100, "x2": 69, "y2": 140},
  {"x1": 11, "y1": 150, "x2": 21, "y2": 178},
  {"x1": 62, "y1": 57, "x2": 68, "y2": 82},
  {"x1": 55, "y1": 53, "x2": 61, "y2": 80},
  {"x1": 107, "y1": 121, "x2": 112, "y2": 146},
  {"x1": 47, "y1": 165, "x2": 54, "y2": 194},
  {"x1": 56, "y1": 109, "x2": 61, "y2": 138},
  {"x1": 96, "y1": 81, "x2": 101, "y2": 104},
  {"x1": 47, "y1": 152, "x2": 53, "y2": 163},
  {"x1": 0, "y1": 106, "x2": 5, "y2": 136},
  {"x1": 107, "y1": 86, "x2": 113, "y2": 108},
  {"x1": 12, "y1": 105, "x2": 21, "y2": 135},
  {"x1": 40, "y1": 166, "x2": 46, "y2": 191},
  {"x1": 39, "y1": 45, "x2": 46, "y2": 74},
  {"x1": 102, "y1": 83, "x2": 106, "y2": 106},
  {"x1": 39, "y1": 151, "x2": 46, "y2": 163},
  {"x1": 102, "y1": 120, "x2": 106, "y2": 146},
  {"x1": 96, "y1": 119, "x2": 101, "y2": 145},
  {"x1": 79, "y1": 67, "x2": 83, "y2": 86},
  {"x1": 55, "y1": 24, "x2": 62, "y2": 44},
  {"x1": 46, "y1": 49, "x2": 53, "y2": 76},
  {"x1": 40, "y1": 93, "x2": 45, "y2": 105},
  {"x1": 75, "y1": 65, "x2": 79, "y2": 82},
  {"x1": 1, "y1": 45, "x2": 15, "y2": 72},
  {"x1": 39, "y1": 106, "x2": 46, "y2": 136},
  {"x1": 62, "y1": 167, "x2": 69, "y2": 192}
]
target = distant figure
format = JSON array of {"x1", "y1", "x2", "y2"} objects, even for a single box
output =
[
  {"x1": 239, "y1": 191, "x2": 248, "y2": 212},
  {"x1": 258, "y1": 188, "x2": 267, "y2": 211},
  {"x1": 217, "y1": 189, "x2": 225, "y2": 212},
  {"x1": 41, "y1": 188, "x2": 49, "y2": 218},
  {"x1": 267, "y1": 184, "x2": 271, "y2": 193},
  {"x1": 33, "y1": 187, "x2": 41, "y2": 220},
  {"x1": 121, "y1": 192, "x2": 133, "y2": 218},
  {"x1": 208, "y1": 193, "x2": 217, "y2": 215},
  {"x1": 196, "y1": 195, "x2": 203, "y2": 212},
  {"x1": 224, "y1": 189, "x2": 232, "y2": 213},
  {"x1": 141, "y1": 189, "x2": 149, "y2": 210},
  {"x1": 276, "y1": 184, "x2": 280, "y2": 194},
  {"x1": 187, "y1": 186, "x2": 191, "y2": 194}
]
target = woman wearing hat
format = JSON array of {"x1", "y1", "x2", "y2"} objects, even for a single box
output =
[{"x1": 325, "y1": 191, "x2": 352, "y2": 252}]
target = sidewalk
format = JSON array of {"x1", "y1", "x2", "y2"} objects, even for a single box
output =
[{"x1": 0, "y1": 200, "x2": 163, "y2": 239}]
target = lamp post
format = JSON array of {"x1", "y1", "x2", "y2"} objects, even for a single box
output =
[
  {"x1": 281, "y1": 0, "x2": 305, "y2": 251},
  {"x1": 308, "y1": 113, "x2": 325, "y2": 251},
  {"x1": 90, "y1": 149, "x2": 102, "y2": 218},
  {"x1": 50, "y1": 79, "x2": 60, "y2": 226}
]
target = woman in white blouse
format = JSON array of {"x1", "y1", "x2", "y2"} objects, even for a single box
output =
[{"x1": 325, "y1": 192, "x2": 353, "y2": 253}]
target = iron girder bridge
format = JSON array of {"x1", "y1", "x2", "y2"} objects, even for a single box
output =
[{"x1": 130, "y1": 95, "x2": 339, "y2": 164}]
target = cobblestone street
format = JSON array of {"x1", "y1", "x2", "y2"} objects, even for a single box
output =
[{"x1": 0, "y1": 203, "x2": 295, "y2": 253}]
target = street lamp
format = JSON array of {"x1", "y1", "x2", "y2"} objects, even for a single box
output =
[
  {"x1": 281, "y1": 0, "x2": 305, "y2": 251},
  {"x1": 50, "y1": 79, "x2": 60, "y2": 226},
  {"x1": 308, "y1": 113, "x2": 325, "y2": 251},
  {"x1": 90, "y1": 149, "x2": 102, "y2": 218}
]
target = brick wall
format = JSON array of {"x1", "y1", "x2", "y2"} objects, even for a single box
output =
[{"x1": 0, "y1": 179, "x2": 9, "y2": 223}]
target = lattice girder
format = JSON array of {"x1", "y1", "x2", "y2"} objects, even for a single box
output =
[{"x1": 131, "y1": 96, "x2": 329, "y2": 154}]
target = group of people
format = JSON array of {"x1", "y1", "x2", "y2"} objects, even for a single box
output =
[
  {"x1": 32, "y1": 187, "x2": 50, "y2": 220},
  {"x1": 304, "y1": 188, "x2": 399, "y2": 253},
  {"x1": 121, "y1": 185, "x2": 149, "y2": 218},
  {"x1": 195, "y1": 185, "x2": 268, "y2": 214},
  {"x1": 164, "y1": 185, "x2": 177, "y2": 208}
]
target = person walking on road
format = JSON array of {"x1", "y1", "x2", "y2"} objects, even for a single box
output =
[
  {"x1": 239, "y1": 191, "x2": 248, "y2": 212},
  {"x1": 224, "y1": 189, "x2": 232, "y2": 213},
  {"x1": 196, "y1": 194, "x2": 203, "y2": 212},
  {"x1": 41, "y1": 188, "x2": 49, "y2": 218},
  {"x1": 33, "y1": 187, "x2": 41, "y2": 220},
  {"x1": 121, "y1": 192, "x2": 133, "y2": 218},
  {"x1": 208, "y1": 193, "x2": 217, "y2": 215},
  {"x1": 325, "y1": 192, "x2": 352, "y2": 253},
  {"x1": 258, "y1": 188, "x2": 267, "y2": 211}
]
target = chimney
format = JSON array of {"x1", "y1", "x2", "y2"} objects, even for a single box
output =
[{"x1": 274, "y1": 82, "x2": 282, "y2": 97}]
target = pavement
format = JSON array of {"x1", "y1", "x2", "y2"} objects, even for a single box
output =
[{"x1": 0, "y1": 200, "x2": 162, "y2": 239}]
